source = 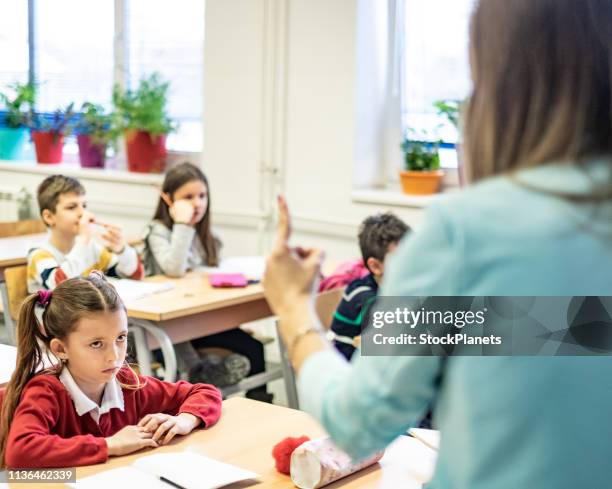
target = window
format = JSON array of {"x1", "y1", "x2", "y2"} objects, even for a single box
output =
[
  {"x1": 403, "y1": 0, "x2": 475, "y2": 163},
  {"x1": 0, "y1": 3, "x2": 29, "y2": 90},
  {"x1": 127, "y1": 0, "x2": 204, "y2": 152},
  {"x1": 0, "y1": 1, "x2": 204, "y2": 153},
  {"x1": 35, "y1": 1, "x2": 114, "y2": 112}
]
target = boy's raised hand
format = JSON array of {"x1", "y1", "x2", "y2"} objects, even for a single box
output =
[{"x1": 137, "y1": 412, "x2": 200, "y2": 445}]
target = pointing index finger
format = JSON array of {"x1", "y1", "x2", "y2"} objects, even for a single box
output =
[{"x1": 274, "y1": 195, "x2": 291, "y2": 250}]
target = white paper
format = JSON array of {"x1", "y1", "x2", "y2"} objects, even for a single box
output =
[
  {"x1": 109, "y1": 279, "x2": 174, "y2": 303},
  {"x1": 0, "y1": 344, "x2": 17, "y2": 385},
  {"x1": 408, "y1": 428, "x2": 440, "y2": 451},
  {"x1": 134, "y1": 451, "x2": 259, "y2": 489},
  {"x1": 68, "y1": 467, "x2": 167, "y2": 489},
  {"x1": 198, "y1": 256, "x2": 265, "y2": 282}
]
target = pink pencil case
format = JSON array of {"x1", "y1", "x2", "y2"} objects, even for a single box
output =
[{"x1": 208, "y1": 273, "x2": 249, "y2": 288}]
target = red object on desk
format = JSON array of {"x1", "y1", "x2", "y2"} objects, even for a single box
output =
[
  {"x1": 208, "y1": 273, "x2": 249, "y2": 288},
  {"x1": 272, "y1": 436, "x2": 311, "y2": 475}
]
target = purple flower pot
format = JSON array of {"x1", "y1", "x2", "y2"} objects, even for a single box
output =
[{"x1": 77, "y1": 134, "x2": 106, "y2": 168}]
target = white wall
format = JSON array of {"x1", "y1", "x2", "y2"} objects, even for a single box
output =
[{"x1": 204, "y1": 0, "x2": 425, "y2": 261}]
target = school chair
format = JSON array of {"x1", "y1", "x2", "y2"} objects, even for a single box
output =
[
  {"x1": 276, "y1": 287, "x2": 345, "y2": 409},
  {"x1": 4, "y1": 266, "x2": 27, "y2": 325},
  {"x1": 0, "y1": 219, "x2": 46, "y2": 344}
]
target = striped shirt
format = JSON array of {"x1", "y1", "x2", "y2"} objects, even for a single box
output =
[
  {"x1": 330, "y1": 273, "x2": 378, "y2": 359},
  {"x1": 27, "y1": 238, "x2": 144, "y2": 293}
]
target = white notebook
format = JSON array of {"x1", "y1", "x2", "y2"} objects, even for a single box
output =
[
  {"x1": 73, "y1": 451, "x2": 259, "y2": 489},
  {"x1": 109, "y1": 279, "x2": 175, "y2": 303},
  {"x1": 408, "y1": 428, "x2": 440, "y2": 451}
]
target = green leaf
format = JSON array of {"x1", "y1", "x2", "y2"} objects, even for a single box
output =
[{"x1": 112, "y1": 72, "x2": 176, "y2": 136}]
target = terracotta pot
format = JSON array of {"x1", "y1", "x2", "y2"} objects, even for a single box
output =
[
  {"x1": 125, "y1": 130, "x2": 167, "y2": 173},
  {"x1": 399, "y1": 170, "x2": 444, "y2": 195}
]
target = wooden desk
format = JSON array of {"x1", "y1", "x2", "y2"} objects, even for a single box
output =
[
  {"x1": 122, "y1": 271, "x2": 289, "y2": 402},
  {"x1": 0, "y1": 343, "x2": 17, "y2": 387},
  {"x1": 125, "y1": 272, "x2": 271, "y2": 342},
  {"x1": 0, "y1": 233, "x2": 46, "y2": 273},
  {"x1": 5, "y1": 398, "x2": 436, "y2": 488}
]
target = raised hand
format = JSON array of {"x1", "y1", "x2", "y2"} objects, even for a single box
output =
[{"x1": 262, "y1": 196, "x2": 324, "y2": 317}]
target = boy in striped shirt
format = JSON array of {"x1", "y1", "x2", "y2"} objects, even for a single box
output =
[
  {"x1": 330, "y1": 213, "x2": 410, "y2": 360},
  {"x1": 27, "y1": 175, "x2": 143, "y2": 293}
]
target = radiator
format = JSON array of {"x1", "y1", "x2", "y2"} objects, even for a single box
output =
[{"x1": 0, "y1": 186, "x2": 33, "y2": 222}]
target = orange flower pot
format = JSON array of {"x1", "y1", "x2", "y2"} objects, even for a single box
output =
[{"x1": 399, "y1": 170, "x2": 444, "y2": 195}]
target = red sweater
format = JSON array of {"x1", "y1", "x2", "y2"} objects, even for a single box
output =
[{"x1": 4, "y1": 368, "x2": 222, "y2": 469}]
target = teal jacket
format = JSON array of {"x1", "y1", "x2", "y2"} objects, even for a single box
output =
[{"x1": 299, "y1": 161, "x2": 612, "y2": 489}]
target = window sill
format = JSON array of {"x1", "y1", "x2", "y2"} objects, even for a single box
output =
[
  {"x1": 351, "y1": 184, "x2": 459, "y2": 209},
  {"x1": 0, "y1": 160, "x2": 164, "y2": 185},
  {"x1": 351, "y1": 187, "x2": 454, "y2": 209}
]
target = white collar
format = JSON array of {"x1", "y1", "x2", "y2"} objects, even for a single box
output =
[{"x1": 59, "y1": 367, "x2": 125, "y2": 424}]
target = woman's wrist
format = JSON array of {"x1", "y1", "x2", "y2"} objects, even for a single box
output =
[
  {"x1": 275, "y1": 296, "x2": 313, "y2": 324},
  {"x1": 276, "y1": 298, "x2": 329, "y2": 371}
]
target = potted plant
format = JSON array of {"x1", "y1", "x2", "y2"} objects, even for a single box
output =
[
  {"x1": 0, "y1": 82, "x2": 35, "y2": 160},
  {"x1": 75, "y1": 102, "x2": 118, "y2": 169},
  {"x1": 399, "y1": 136, "x2": 444, "y2": 195},
  {"x1": 112, "y1": 73, "x2": 175, "y2": 173},
  {"x1": 30, "y1": 103, "x2": 75, "y2": 164}
]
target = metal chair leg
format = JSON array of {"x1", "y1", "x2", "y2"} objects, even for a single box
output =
[
  {"x1": 276, "y1": 320, "x2": 299, "y2": 409},
  {"x1": 128, "y1": 319, "x2": 177, "y2": 382}
]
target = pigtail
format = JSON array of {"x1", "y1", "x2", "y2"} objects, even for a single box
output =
[{"x1": 0, "y1": 294, "x2": 51, "y2": 468}]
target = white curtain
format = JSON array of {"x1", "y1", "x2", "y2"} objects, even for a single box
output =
[{"x1": 353, "y1": 0, "x2": 405, "y2": 188}]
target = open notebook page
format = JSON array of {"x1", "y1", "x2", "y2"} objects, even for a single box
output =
[
  {"x1": 133, "y1": 451, "x2": 259, "y2": 489},
  {"x1": 73, "y1": 452, "x2": 258, "y2": 489},
  {"x1": 69, "y1": 467, "x2": 167, "y2": 489},
  {"x1": 108, "y1": 279, "x2": 175, "y2": 303}
]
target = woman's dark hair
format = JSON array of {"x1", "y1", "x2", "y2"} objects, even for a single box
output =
[{"x1": 152, "y1": 162, "x2": 219, "y2": 266}]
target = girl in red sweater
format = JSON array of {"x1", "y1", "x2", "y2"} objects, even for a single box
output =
[{"x1": 0, "y1": 272, "x2": 222, "y2": 469}]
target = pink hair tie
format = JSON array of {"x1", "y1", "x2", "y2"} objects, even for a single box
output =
[
  {"x1": 37, "y1": 289, "x2": 53, "y2": 306},
  {"x1": 35, "y1": 290, "x2": 52, "y2": 338}
]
